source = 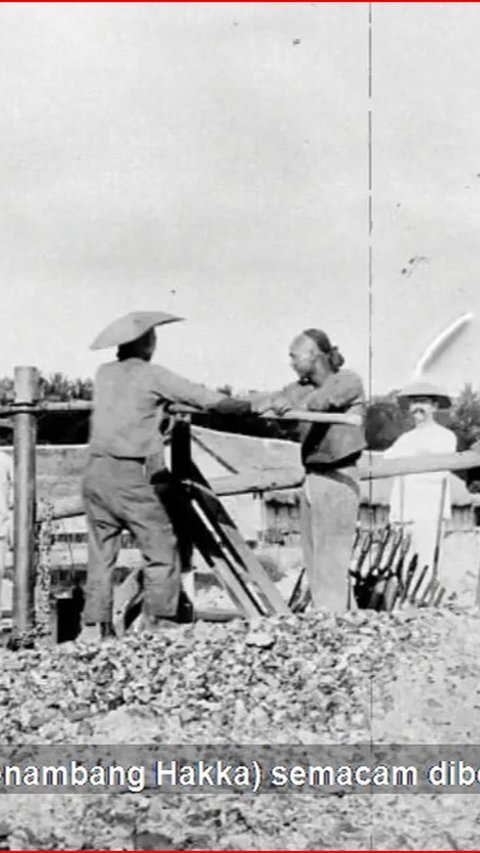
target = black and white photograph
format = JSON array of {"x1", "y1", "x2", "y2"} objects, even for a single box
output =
[{"x1": 1, "y1": 1, "x2": 480, "y2": 849}]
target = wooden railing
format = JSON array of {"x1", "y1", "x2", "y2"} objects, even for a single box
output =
[{"x1": 5, "y1": 364, "x2": 480, "y2": 644}]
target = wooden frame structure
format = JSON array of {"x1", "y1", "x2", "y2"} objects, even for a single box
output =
[{"x1": 4, "y1": 365, "x2": 480, "y2": 646}]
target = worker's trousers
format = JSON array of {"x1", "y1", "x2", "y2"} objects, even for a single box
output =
[
  {"x1": 82, "y1": 454, "x2": 179, "y2": 624},
  {"x1": 300, "y1": 467, "x2": 360, "y2": 612}
]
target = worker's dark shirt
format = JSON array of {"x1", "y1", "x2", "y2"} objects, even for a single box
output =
[
  {"x1": 89, "y1": 358, "x2": 223, "y2": 460},
  {"x1": 251, "y1": 369, "x2": 366, "y2": 469}
]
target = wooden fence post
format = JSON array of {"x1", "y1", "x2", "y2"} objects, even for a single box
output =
[
  {"x1": 171, "y1": 415, "x2": 192, "y2": 480},
  {"x1": 170, "y1": 416, "x2": 195, "y2": 611},
  {"x1": 12, "y1": 366, "x2": 39, "y2": 648}
]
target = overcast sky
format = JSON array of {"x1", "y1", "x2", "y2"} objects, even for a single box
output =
[{"x1": 1, "y1": 2, "x2": 480, "y2": 396}]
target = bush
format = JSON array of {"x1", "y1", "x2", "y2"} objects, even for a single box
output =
[{"x1": 448, "y1": 384, "x2": 480, "y2": 451}]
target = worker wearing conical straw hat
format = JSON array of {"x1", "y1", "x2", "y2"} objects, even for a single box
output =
[
  {"x1": 82, "y1": 311, "x2": 227, "y2": 639},
  {"x1": 384, "y1": 381, "x2": 457, "y2": 592}
]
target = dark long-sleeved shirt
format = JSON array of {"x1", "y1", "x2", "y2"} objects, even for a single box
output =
[
  {"x1": 89, "y1": 358, "x2": 224, "y2": 460},
  {"x1": 250, "y1": 368, "x2": 366, "y2": 468}
]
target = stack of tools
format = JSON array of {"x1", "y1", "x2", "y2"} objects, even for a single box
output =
[
  {"x1": 289, "y1": 525, "x2": 452, "y2": 614},
  {"x1": 349, "y1": 526, "x2": 450, "y2": 611}
]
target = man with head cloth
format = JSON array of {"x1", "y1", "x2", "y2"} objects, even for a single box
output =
[
  {"x1": 83, "y1": 311, "x2": 227, "y2": 638},
  {"x1": 219, "y1": 329, "x2": 366, "y2": 612}
]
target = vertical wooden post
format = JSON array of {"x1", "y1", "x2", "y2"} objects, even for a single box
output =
[
  {"x1": 170, "y1": 416, "x2": 195, "y2": 613},
  {"x1": 12, "y1": 366, "x2": 39, "y2": 647},
  {"x1": 171, "y1": 415, "x2": 192, "y2": 480}
]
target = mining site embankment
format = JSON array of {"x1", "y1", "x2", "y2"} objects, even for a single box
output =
[{"x1": 0, "y1": 607, "x2": 479, "y2": 849}]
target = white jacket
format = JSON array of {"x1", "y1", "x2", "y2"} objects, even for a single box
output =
[{"x1": 384, "y1": 423, "x2": 457, "y2": 523}]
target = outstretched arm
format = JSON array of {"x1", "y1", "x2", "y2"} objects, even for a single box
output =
[
  {"x1": 206, "y1": 383, "x2": 310, "y2": 418},
  {"x1": 152, "y1": 365, "x2": 226, "y2": 410},
  {"x1": 248, "y1": 383, "x2": 311, "y2": 415}
]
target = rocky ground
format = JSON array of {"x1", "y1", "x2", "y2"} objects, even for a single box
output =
[{"x1": 0, "y1": 606, "x2": 479, "y2": 849}]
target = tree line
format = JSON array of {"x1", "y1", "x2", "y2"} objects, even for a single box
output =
[{"x1": 1, "y1": 372, "x2": 480, "y2": 455}]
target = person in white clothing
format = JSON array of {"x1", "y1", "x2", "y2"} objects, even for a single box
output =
[
  {"x1": 0, "y1": 450, "x2": 13, "y2": 616},
  {"x1": 384, "y1": 382, "x2": 457, "y2": 590}
]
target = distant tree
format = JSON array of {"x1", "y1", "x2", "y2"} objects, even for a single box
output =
[
  {"x1": 0, "y1": 377, "x2": 14, "y2": 404},
  {"x1": 0, "y1": 372, "x2": 93, "y2": 404},
  {"x1": 365, "y1": 395, "x2": 413, "y2": 451},
  {"x1": 0, "y1": 372, "x2": 93, "y2": 444},
  {"x1": 4, "y1": 371, "x2": 480, "y2": 455},
  {"x1": 38, "y1": 372, "x2": 93, "y2": 401},
  {"x1": 447, "y1": 384, "x2": 480, "y2": 451},
  {"x1": 65, "y1": 377, "x2": 93, "y2": 400}
]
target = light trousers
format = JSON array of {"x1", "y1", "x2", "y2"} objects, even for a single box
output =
[{"x1": 300, "y1": 467, "x2": 360, "y2": 612}]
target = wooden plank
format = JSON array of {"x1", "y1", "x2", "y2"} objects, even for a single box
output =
[
  {"x1": 383, "y1": 575, "x2": 401, "y2": 612},
  {"x1": 188, "y1": 484, "x2": 287, "y2": 615},
  {"x1": 168, "y1": 403, "x2": 362, "y2": 427},
  {"x1": 185, "y1": 462, "x2": 289, "y2": 615},
  {"x1": 169, "y1": 419, "x2": 271, "y2": 617},
  {"x1": 170, "y1": 418, "x2": 194, "y2": 578},
  {"x1": 0, "y1": 400, "x2": 362, "y2": 424},
  {"x1": 194, "y1": 608, "x2": 242, "y2": 622},
  {"x1": 112, "y1": 567, "x2": 142, "y2": 637},
  {"x1": 201, "y1": 467, "x2": 305, "y2": 499},
  {"x1": 361, "y1": 449, "x2": 480, "y2": 480},
  {"x1": 191, "y1": 433, "x2": 238, "y2": 474},
  {"x1": 202, "y1": 556, "x2": 264, "y2": 619},
  {"x1": 433, "y1": 586, "x2": 447, "y2": 607},
  {"x1": 351, "y1": 530, "x2": 374, "y2": 579},
  {"x1": 188, "y1": 497, "x2": 269, "y2": 618},
  {"x1": 378, "y1": 527, "x2": 403, "y2": 575},
  {"x1": 288, "y1": 567, "x2": 306, "y2": 610},
  {"x1": 39, "y1": 467, "x2": 305, "y2": 521},
  {"x1": 184, "y1": 448, "x2": 480, "y2": 499},
  {"x1": 40, "y1": 446, "x2": 480, "y2": 523},
  {"x1": 399, "y1": 554, "x2": 419, "y2": 605},
  {"x1": 409, "y1": 564, "x2": 430, "y2": 605},
  {"x1": 171, "y1": 418, "x2": 192, "y2": 480},
  {"x1": 419, "y1": 578, "x2": 440, "y2": 608},
  {"x1": 431, "y1": 476, "x2": 448, "y2": 590},
  {"x1": 215, "y1": 529, "x2": 288, "y2": 614},
  {"x1": 0, "y1": 401, "x2": 93, "y2": 416}
]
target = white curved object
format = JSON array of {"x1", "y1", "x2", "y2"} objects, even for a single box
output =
[{"x1": 413, "y1": 312, "x2": 474, "y2": 378}]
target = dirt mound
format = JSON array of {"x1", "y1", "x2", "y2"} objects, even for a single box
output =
[{"x1": 0, "y1": 608, "x2": 479, "y2": 849}]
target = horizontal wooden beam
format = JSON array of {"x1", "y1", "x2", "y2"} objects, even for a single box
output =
[
  {"x1": 187, "y1": 467, "x2": 305, "y2": 498},
  {"x1": 38, "y1": 449, "x2": 480, "y2": 522},
  {"x1": 0, "y1": 401, "x2": 93, "y2": 416},
  {"x1": 200, "y1": 450, "x2": 480, "y2": 496},
  {"x1": 194, "y1": 609, "x2": 242, "y2": 623},
  {"x1": 36, "y1": 466, "x2": 305, "y2": 521},
  {"x1": 0, "y1": 399, "x2": 361, "y2": 426},
  {"x1": 360, "y1": 449, "x2": 480, "y2": 480},
  {"x1": 168, "y1": 403, "x2": 362, "y2": 426}
]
